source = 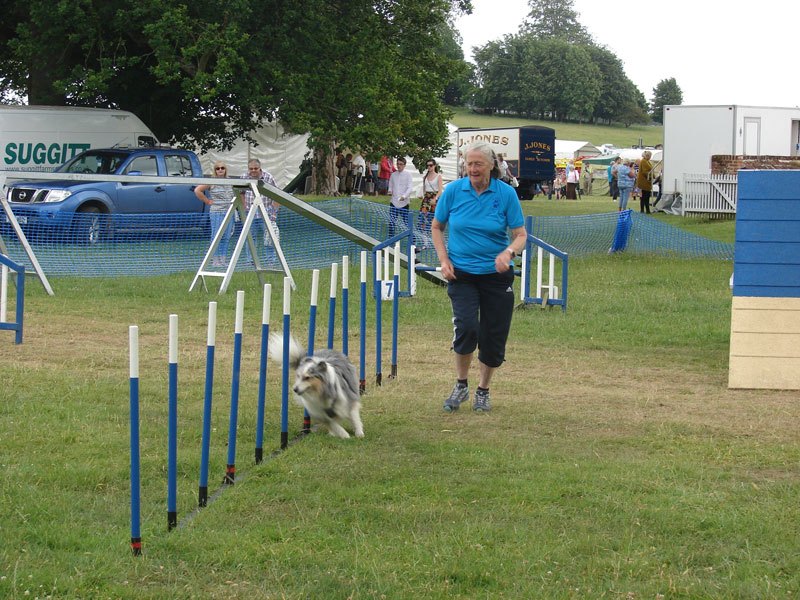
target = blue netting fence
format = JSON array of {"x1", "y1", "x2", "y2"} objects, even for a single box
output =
[{"x1": 0, "y1": 199, "x2": 733, "y2": 278}]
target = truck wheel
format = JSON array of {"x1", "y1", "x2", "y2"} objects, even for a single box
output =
[{"x1": 75, "y1": 206, "x2": 109, "y2": 245}]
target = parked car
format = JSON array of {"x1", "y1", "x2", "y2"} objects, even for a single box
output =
[{"x1": 3, "y1": 147, "x2": 208, "y2": 243}]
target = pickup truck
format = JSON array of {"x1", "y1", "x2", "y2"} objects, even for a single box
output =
[{"x1": 3, "y1": 147, "x2": 208, "y2": 243}]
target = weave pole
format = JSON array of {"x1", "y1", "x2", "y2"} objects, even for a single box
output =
[
  {"x1": 129, "y1": 326, "x2": 142, "y2": 556},
  {"x1": 224, "y1": 290, "x2": 245, "y2": 485},
  {"x1": 384, "y1": 249, "x2": 390, "y2": 291},
  {"x1": 167, "y1": 315, "x2": 178, "y2": 531},
  {"x1": 409, "y1": 245, "x2": 418, "y2": 297},
  {"x1": 390, "y1": 242, "x2": 400, "y2": 379},
  {"x1": 359, "y1": 251, "x2": 367, "y2": 394},
  {"x1": 374, "y1": 250, "x2": 382, "y2": 386},
  {"x1": 304, "y1": 270, "x2": 320, "y2": 434},
  {"x1": 199, "y1": 302, "x2": 217, "y2": 507},
  {"x1": 341, "y1": 256, "x2": 349, "y2": 356},
  {"x1": 0, "y1": 264, "x2": 7, "y2": 322},
  {"x1": 327, "y1": 262, "x2": 338, "y2": 350},
  {"x1": 280, "y1": 278, "x2": 291, "y2": 449},
  {"x1": 255, "y1": 285, "x2": 271, "y2": 464}
]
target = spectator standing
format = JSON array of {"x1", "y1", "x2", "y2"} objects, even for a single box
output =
[
  {"x1": 431, "y1": 141, "x2": 526, "y2": 413},
  {"x1": 616, "y1": 160, "x2": 636, "y2": 211},
  {"x1": 369, "y1": 157, "x2": 380, "y2": 195},
  {"x1": 195, "y1": 161, "x2": 235, "y2": 267},
  {"x1": 582, "y1": 165, "x2": 593, "y2": 195},
  {"x1": 378, "y1": 155, "x2": 395, "y2": 195},
  {"x1": 635, "y1": 150, "x2": 654, "y2": 214},
  {"x1": 350, "y1": 153, "x2": 366, "y2": 194},
  {"x1": 497, "y1": 153, "x2": 510, "y2": 182},
  {"x1": 566, "y1": 161, "x2": 579, "y2": 199},
  {"x1": 610, "y1": 157, "x2": 622, "y2": 202},
  {"x1": 418, "y1": 159, "x2": 443, "y2": 244},
  {"x1": 553, "y1": 171, "x2": 566, "y2": 199},
  {"x1": 343, "y1": 153, "x2": 354, "y2": 193},
  {"x1": 388, "y1": 157, "x2": 414, "y2": 237},
  {"x1": 242, "y1": 158, "x2": 279, "y2": 266},
  {"x1": 335, "y1": 150, "x2": 348, "y2": 194}
]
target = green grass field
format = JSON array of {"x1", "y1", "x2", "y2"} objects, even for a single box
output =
[
  {"x1": 449, "y1": 107, "x2": 664, "y2": 149},
  {"x1": 2, "y1": 192, "x2": 797, "y2": 596}
]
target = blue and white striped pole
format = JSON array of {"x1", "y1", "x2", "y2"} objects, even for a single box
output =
[
  {"x1": 129, "y1": 325, "x2": 142, "y2": 555},
  {"x1": 359, "y1": 251, "x2": 367, "y2": 394},
  {"x1": 281, "y1": 278, "x2": 291, "y2": 449},
  {"x1": 167, "y1": 314, "x2": 178, "y2": 531},
  {"x1": 304, "y1": 270, "x2": 320, "y2": 434},
  {"x1": 374, "y1": 250, "x2": 382, "y2": 386},
  {"x1": 255, "y1": 285, "x2": 271, "y2": 464},
  {"x1": 341, "y1": 256, "x2": 349, "y2": 356},
  {"x1": 327, "y1": 262, "x2": 338, "y2": 350},
  {"x1": 390, "y1": 242, "x2": 400, "y2": 379},
  {"x1": 224, "y1": 290, "x2": 245, "y2": 485},
  {"x1": 307, "y1": 269, "x2": 320, "y2": 354},
  {"x1": 199, "y1": 302, "x2": 216, "y2": 506}
]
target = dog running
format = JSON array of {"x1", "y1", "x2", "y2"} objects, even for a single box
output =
[{"x1": 268, "y1": 332, "x2": 364, "y2": 439}]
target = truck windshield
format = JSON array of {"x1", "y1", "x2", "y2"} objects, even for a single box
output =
[{"x1": 58, "y1": 151, "x2": 128, "y2": 175}]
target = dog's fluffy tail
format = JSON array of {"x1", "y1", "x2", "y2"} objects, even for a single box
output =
[{"x1": 267, "y1": 331, "x2": 305, "y2": 370}]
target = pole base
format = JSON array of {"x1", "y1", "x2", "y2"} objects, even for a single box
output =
[{"x1": 223, "y1": 465, "x2": 235, "y2": 485}]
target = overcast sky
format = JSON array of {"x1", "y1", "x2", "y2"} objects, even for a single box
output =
[{"x1": 455, "y1": 0, "x2": 800, "y2": 108}]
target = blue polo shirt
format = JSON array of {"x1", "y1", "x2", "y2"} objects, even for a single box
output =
[{"x1": 434, "y1": 177, "x2": 524, "y2": 275}]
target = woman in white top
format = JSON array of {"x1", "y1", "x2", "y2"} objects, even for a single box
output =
[
  {"x1": 195, "y1": 161, "x2": 235, "y2": 266},
  {"x1": 497, "y1": 153, "x2": 511, "y2": 182},
  {"x1": 418, "y1": 159, "x2": 443, "y2": 246}
]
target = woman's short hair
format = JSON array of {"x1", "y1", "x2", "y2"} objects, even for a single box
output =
[
  {"x1": 463, "y1": 141, "x2": 501, "y2": 179},
  {"x1": 642, "y1": 150, "x2": 652, "y2": 159}
]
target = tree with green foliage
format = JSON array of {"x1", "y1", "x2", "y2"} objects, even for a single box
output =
[
  {"x1": 471, "y1": 1, "x2": 651, "y2": 125},
  {"x1": 0, "y1": 0, "x2": 473, "y2": 193},
  {"x1": 650, "y1": 77, "x2": 683, "y2": 123},
  {"x1": 522, "y1": 0, "x2": 592, "y2": 44},
  {"x1": 532, "y1": 38, "x2": 600, "y2": 121},
  {"x1": 472, "y1": 38, "x2": 522, "y2": 114},
  {"x1": 584, "y1": 45, "x2": 646, "y2": 125},
  {"x1": 474, "y1": 34, "x2": 601, "y2": 122},
  {"x1": 438, "y1": 22, "x2": 474, "y2": 106}
]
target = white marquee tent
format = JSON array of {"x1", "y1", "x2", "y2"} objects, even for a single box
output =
[
  {"x1": 197, "y1": 121, "x2": 461, "y2": 194},
  {"x1": 554, "y1": 140, "x2": 601, "y2": 160}
]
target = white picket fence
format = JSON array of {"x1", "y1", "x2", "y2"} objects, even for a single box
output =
[{"x1": 682, "y1": 173, "x2": 738, "y2": 215}]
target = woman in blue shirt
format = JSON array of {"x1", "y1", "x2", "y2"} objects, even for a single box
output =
[
  {"x1": 431, "y1": 142, "x2": 527, "y2": 413},
  {"x1": 616, "y1": 160, "x2": 636, "y2": 211}
]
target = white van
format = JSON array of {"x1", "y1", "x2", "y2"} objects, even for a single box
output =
[{"x1": 1, "y1": 105, "x2": 159, "y2": 171}]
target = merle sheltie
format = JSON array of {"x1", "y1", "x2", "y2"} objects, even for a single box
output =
[{"x1": 268, "y1": 333, "x2": 364, "y2": 439}]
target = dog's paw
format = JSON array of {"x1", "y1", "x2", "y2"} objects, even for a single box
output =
[{"x1": 328, "y1": 423, "x2": 350, "y2": 439}]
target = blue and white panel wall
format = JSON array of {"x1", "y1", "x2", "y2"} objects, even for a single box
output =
[{"x1": 729, "y1": 170, "x2": 800, "y2": 389}]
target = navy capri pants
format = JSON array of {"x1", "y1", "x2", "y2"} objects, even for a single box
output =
[{"x1": 447, "y1": 268, "x2": 516, "y2": 368}]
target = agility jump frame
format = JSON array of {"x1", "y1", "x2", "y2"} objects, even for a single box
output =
[{"x1": 0, "y1": 253, "x2": 25, "y2": 343}]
